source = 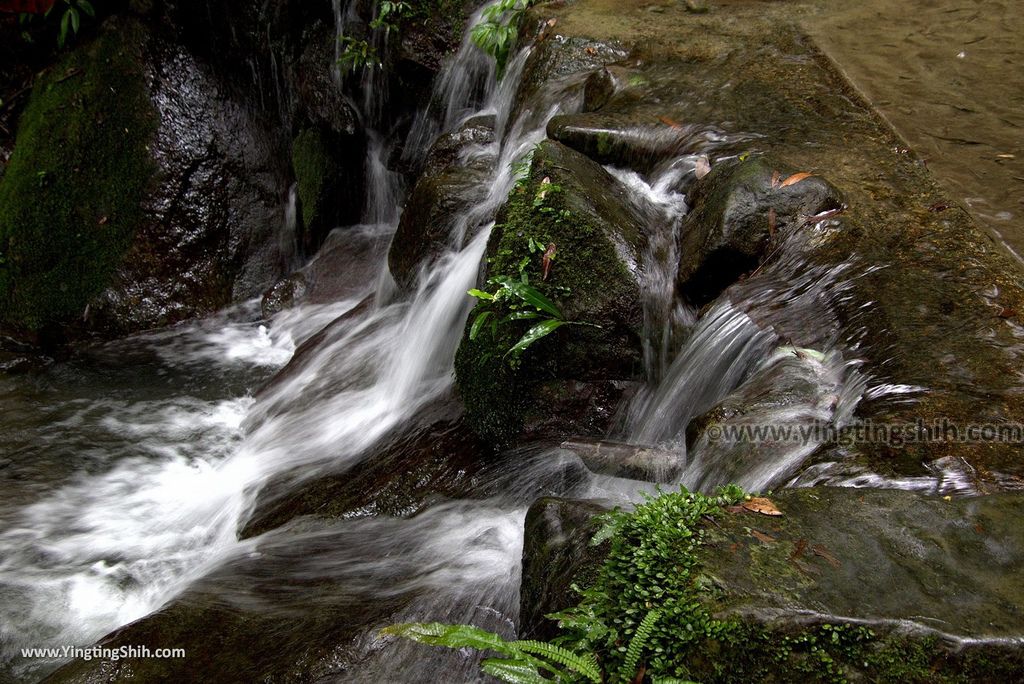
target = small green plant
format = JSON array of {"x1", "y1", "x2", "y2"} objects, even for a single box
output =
[
  {"x1": 468, "y1": 273, "x2": 594, "y2": 366},
  {"x1": 337, "y1": 34, "x2": 379, "y2": 72},
  {"x1": 371, "y1": 0, "x2": 411, "y2": 32},
  {"x1": 18, "y1": 0, "x2": 96, "y2": 48},
  {"x1": 470, "y1": 0, "x2": 532, "y2": 78}
]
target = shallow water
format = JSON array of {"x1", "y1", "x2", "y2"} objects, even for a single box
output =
[{"x1": 806, "y1": 0, "x2": 1024, "y2": 260}]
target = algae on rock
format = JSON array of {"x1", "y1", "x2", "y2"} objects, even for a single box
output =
[{"x1": 0, "y1": 23, "x2": 157, "y2": 335}]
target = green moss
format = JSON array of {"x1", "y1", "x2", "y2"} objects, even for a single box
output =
[
  {"x1": 453, "y1": 141, "x2": 641, "y2": 442},
  {"x1": 0, "y1": 22, "x2": 157, "y2": 332},
  {"x1": 291, "y1": 127, "x2": 338, "y2": 239},
  {"x1": 551, "y1": 488, "x2": 1020, "y2": 683}
]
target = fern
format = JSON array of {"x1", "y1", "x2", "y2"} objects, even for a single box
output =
[
  {"x1": 513, "y1": 640, "x2": 602, "y2": 682},
  {"x1": 620, "y1": 609, "x2": 661, "y2": 679}
]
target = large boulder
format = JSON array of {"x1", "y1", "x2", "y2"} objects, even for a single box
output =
[
  {"x1": 454, "y1": 140, "x2": 645, "y2": 444},
  {"x1": 0, "y1": 17, "x2": 291, "y2": 341},
  {"x1": 388, "y1": 116, "x2": 495, "y2": 290},
  {"x1": 519, "y1": 488, "x2": 1024, "y2": 681},
  {"x1": 676, "y1": 156, "x2": 844, "y2": 306}
]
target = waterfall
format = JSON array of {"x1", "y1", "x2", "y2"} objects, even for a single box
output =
[{"x1": 0, "y1": 11, "x2": 599, "y2": 679}]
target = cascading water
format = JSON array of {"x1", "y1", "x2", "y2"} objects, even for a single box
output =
[
  {"x1": 0, "y1": 7, "x2": 620, "y2": 680},
  {"x1": 0, "y1": 4, "x2": 962, "y2": 682}
]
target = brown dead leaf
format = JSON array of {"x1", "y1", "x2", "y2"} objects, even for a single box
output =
[
  {"x1": 770, "y1": 170, "x2": 781, "y2": 189},
  {"x1": 538, "y1": 176, "x2": 551, "y2": 201},
  {"x1": 790, "y1": 538, "x2": 808, "y2": 560},
  {"x1": 750, "y1": 530, "x2": 776, "y2": 545},
  {"x1": 542, "y1": 243, "x2": 557, "y2": 281},
  {"x1": 741, "y1": 497, "x2": 783, "y2": 516},
  {"x1": 658, "y1": 116, "x2": 682, "y2": 129},
  {"x1": 584, "y1": 46, "x2": 597, "y2": 55},
  {"x1": 695, "y1": 155, "x2": 711, "y2": 179},
  {"x1": 547, "y1": 18, "x2": 557, "y2": 27},
  {"x1": 998, "y1": 307, "x2": 1016, "y2": 319},
  {"x1": 780, "y1": 172, "x2": 814, "y2": 188},
  {"x1": 811, "y1": 543, "x2": 841, "y2": 568},
  {"x1": 928, "y1": 200, "x2": 952, "y2": 212}
]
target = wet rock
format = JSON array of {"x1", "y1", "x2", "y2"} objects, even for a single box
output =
[
  {"x1": 240, "y1": 408, "x2": 489, "y2": 538},
  {"x1": 520, "y1": 487, "x2": 1024, "y2": 680},
  {"x1": 261, "y1": 224, "x2": 390, "y2": 318},
  {"x1": 519, "y1": 497, "x2": 612, "y2": 641},
  {"x1": 581, "y1": 67, "x2": 617, "y2": 112},
  {"x1": 291, "y1": 126, "x2": 355, "y2": 251},
  {"x1": 388, "y1": 117, "x2": 495, "y2": 290},
  {"x1": 0, "y1": 17, "x2": 294, "y2": 341},
  {"x1": 454, "y1": 140, "x2": 646, "y2": 444},
  {"x1": 42, "y1": 519, "x2": 417, "y2": 684},
  {"x1": 676, "y1": 156, "x2": 843, "y2": 306},
  {"x1": 684, "y1": 346, "x2": 847, "y2": 491},
  {"x1": 560, "y1": 438, "x2": 683, "y2": 483},
  {"x1": 548, "y1": 113, "x2": 724, "y2": 173}
]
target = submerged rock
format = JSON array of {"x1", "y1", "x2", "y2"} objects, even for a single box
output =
[
  {"x1": 454, "y1": 140, "x2": 645, "y2": 444},
  {"x1": 388, "y1": 117, "x2": 495, "y2": 290},
  {"x1": 676, "y1": 156, "x2": 843, "y2": 306},
  {"x1": 559, "y1": 438, "x2": 683, "y2": 483}
]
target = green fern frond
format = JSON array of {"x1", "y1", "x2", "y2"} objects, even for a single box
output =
[
  {"x1": 620, "y1": 609, "x2": 662, "y2": 679},
  {"x1": 381, "y1": 622, "x2": 520, "y2": 659},
  {"x1": 651, "y1": 678, "x2": 702, "y2": 684},
  {"x1": 481, "y1": 657, "x2": 550, "y2": 684},
  {"x1": 513, "y1": 640, "x2": 602, "y2": 683}
]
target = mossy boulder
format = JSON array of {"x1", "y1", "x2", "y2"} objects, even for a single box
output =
[
  {"x1": 388, "y1": 116, "x2": 495, "y2": 290},
  {"x1": 521, "y1": 488, "x2": 1024, "y2": 682},
  {"x1": 677, "y1": 155, "x2": 844, "y2": 306},
  {"x1": 291, "y1": 127, "x2": 346, "y2": 251},
  {"x1": 0, "y1": 21, "x2": 157, "y2": 338},
  {"x1": 0, "y1": 17, "x2": 292, "y2": 341},
  {"x1": 454, "y1": 140, "x2": 645, "y2": 444}
]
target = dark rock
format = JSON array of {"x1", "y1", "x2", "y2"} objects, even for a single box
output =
[
  {"x1": 240, "y1": 408, "x2": 489, "y2": 538},
  {"x1": 260, "y1": 273, "x2": 308, "y2": 319},
  {"x1": 388, "y1": 117, "x2": 495, "y2": 290},
  {"x1": 695, "y1": 488, "x2": 1024, "y2": 678},
  {"x1": 581, "y1": 67, "x2": 617, "y2": 112},
  {"x1": 291, "y1": 126, "x2": 358, "y2": 252},
  {"x1": 454, "y1": 140, "x2": 646, "y2": 444},
  {"x1": 519, "y1": 497, "x2": 612, "y2": 641},
  {"x1": 676, "y1": 156, "x2": 843, "y2": 306}
]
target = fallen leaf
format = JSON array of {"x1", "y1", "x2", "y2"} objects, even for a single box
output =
[
  {"x1": 811, "y1": 544, "x2": 841, "y2": 568},
  {"x1": 790, "y1": 538, "x2": 808, "y2": 560},
  {"x1": 768, "y1": 207, "x2": 776, "y2": 238},
  {"x1": 998, "y1": 307, "x2": 1016, "y2": 319},
  {"x1": 780, "y1": 172, "x2": 813, "y2": 188},
  {"x1": 750, "y1": 530, "x2": 775, "y2": 544},
  {"x1": 695, "y1": 155, "x2": 711, "y2": 179},
  {"x1": 97, "y1": 215, "x2": 109, "y2": 226},
  {"x1": 997, "y1": 153, "x2": 1015, "y2": 159},
  {"x1": 974, "y1": 523, "x2": 985, "y2": 534},
  {"x1": 928, "y1": 200, "x2": 952, "y2": 212},
  {"x1": 542, "y1": 243, "x2": 557, "y2": 281},
  {"x1": 741, "y1": 497, "x2": 783, "y2": 516},
  {"x1": 585, "y1": 46, "x2": 597, "y2": 55},
  {"x1": 658, "y1": 115, "x2": 682, "y2": 129},
  {"x1": 547, "y1": 18, "x2": 557, "y2": 27},
  {"x1": 770, "y1": 170, "x2": 781, "y2": 189}
]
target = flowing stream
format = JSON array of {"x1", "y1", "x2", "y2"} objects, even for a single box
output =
[{"x1": 0, "y1": 3, "x2": 973, "y2": 681}]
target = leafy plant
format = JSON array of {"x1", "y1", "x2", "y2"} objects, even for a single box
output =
[
  {"x1": 467, "y1": 273, "x2": 594, "y2": 366},
  {"x1": 337, "y1": 34, "x2": 380, "y2": 72},
  {"x1": 18, "y1": 0, "x2": 96, "y2": 48},
  {"x1": 470, "y1": 0, "x2": 532, "y2": 78},
  {"x1": 371, "y1": 0, "x2": 411, "y2": 33}
]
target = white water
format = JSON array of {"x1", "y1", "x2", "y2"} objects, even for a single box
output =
[{"x1": 0, "y1": 9, "x2": 604, "y2": 678}]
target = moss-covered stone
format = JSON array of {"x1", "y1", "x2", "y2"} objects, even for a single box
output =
[
  {"x1": 0, "y1": 23, "x2": 157, "y2": 335},
  {"x1": 453, "y1": 140, "x2": 645, "y2": 444},
  {"x1": 291, "y1": 126, "x2": 342, "y2": 250},
  {"x1": 523, "y1": 488, "x2": 1024, "y2": 683}
]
